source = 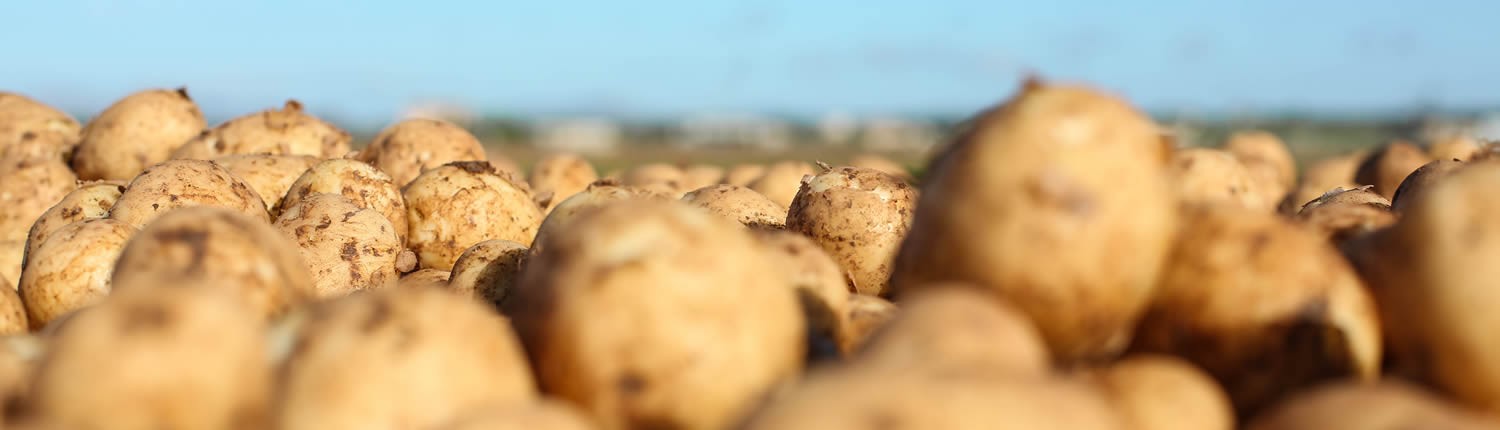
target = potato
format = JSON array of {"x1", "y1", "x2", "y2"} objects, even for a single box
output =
[
  {"x1": 72, "y1": 88, "x2": 206, "y2": 181},
  {"x1": 215, "y1": 154, "x2": 319, "y2": 214},
  {"x1": 789, "y1": 166, "x2": 917, "y2": 296},
  {"x1": 1429, "y1": 135, "x2": 1482, "y2": 161},
  {"x1": 275, "y1": 286, "x2": 536, "y2": 430},
  {"x1": 1345, "y1": 163, "x2": 1500, "y2": 413},
  {"x1": 1296, "y1": 185, "x2": 1389, "y2": 212},
  {"x1": 849, "y1": 153, "x2": 911, "y2": 179},
  {"x1": 1133, "y1": 207, "x2": 1381, "y2": 416},
  {"x1": 0, "y1": 242, "x2": 20, "y2": 291},
  {"x1": 682, "y1": 184, "x2": 787, "y2": 230},
  {"x1": 0, "y1": 92, "x2": 80, "y2": 161},
  {"x1": 31, "y1": 284, "x2": 270, "y2": 430},
  {"x1": 1090, "y1": 355, "x2": 1234, "y2": 430},
  {"x1": 399, "y1": 268, "x2": 450, "y2": 289},
  {"x1": 109, "y1": 159, "x2": 268, "y2": 229},
  {"x1": 357, "y1": 118, "x2": 487, "y2": 186},
  {"x1": 0, "y1": 335, "x2": 43, "y2": 428},
  {"x1": 280, "y1": 158, "x2": 408, "y2": 243},
  {"x1": 405, "y1": 161, "x2": 543, "y2": 271},
  {"x1": 111, "y1": 207, "x2": 314, "y2": 319},
  {"x1": 1295, "y1": 186, "x2": 1396, "y2": 244},
  {"x1": 508, "y1": 200, "x2": 804, "y2": 430},
  {"x1": 172, "y1": 100, "x2": 351, "y2": 160},
  {"x1": 1167, "y1": 147, "x2": 1268, "y2": 210},
  {"x1": 840, "y1": 293, "x2": 896, "y2": 354},
  {"x1": 437, "y1": 400, "x2": 594, "y2": 430},
  {"x1": 529, "y1": 180, "x2": 670, "y2": 256},
  {"x1": 18, "y1": 219, "x2": 135, "y2": 330},
  {"x1": 682, "y1": 164, "x2": 725, "y2": 190},
  {"x1": 275, "y1": 194, "x2": 402, "y2": 298},
  {"x1": 447, "y1": 239, "x2": 527, "y2": 306},
  {"x1": 891, "y1": 81, "x2": 1177, "y2": 363},
  {"x1": 748, "y1": 160, "x2": 814, "y2": 208},
  {"x1": 1282, "y1": 151, "x2": 1365, "y2": 213},
  {"x1": 858, "y1": 285, "x2": 1048, "y2": 376},
  {"x1": 0, "y1": 157, "x2": 78, "y2": 242},
  {"x1": 23, "y1": 181, "x2": 124, "y2": 260},
  {"x1": 724, "y1": 163, "x2": 766, "y2": 186},
  {"x1": 0, "y1": 277, "x2": 22, "y2": 334},
  {"x1": 753, "y1": 230, "x2": 852, "y2": 360},
  {"x1": 1390, "y1": 159, "x2": 1464, "y2": 213},
  {"x1": 528, "y1": 153, "x2": 598, "y2": 213},
  {"x1": 1354, "y1": 140, "x2": 1433, "y2": 199},
  {"x1": 741, "y1": 367, "x2": 1124, "y2": 430},
  {"x1": 622, "y1": 162, "x2": 686, "y2": 194},
  {"x1": 1224, "y1": 130, "x2": 1296, "y2": 195},
  {"x1": 1248, "y1": 381, "x2": 1500, "y2": 430}
]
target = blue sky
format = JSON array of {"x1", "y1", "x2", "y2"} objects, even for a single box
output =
[{"x1": 2, "y1": 0, "x2": 1496, "y2": 124}]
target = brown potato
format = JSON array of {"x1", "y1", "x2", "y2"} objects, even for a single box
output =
[
  {"x1": 0, "y1": 157, "x2": 78, "y2": 243},
  {"x1": 357, "y1": 118, "x2": 487, "y2": 186},
  {"x1": 215, "y1": 154, "x2": 320, "y2": 214},
  {"x1": 1354, "y1": 140, "x2": 1433, "y2": 199},
  {"x1": 682, "y1": 184, "x2": 787, "y2": 230},
  {"x1": 724, "y1": 163, "x2": 766, "y2": 186},
  {"x1": 1168, "y1": 147, "x2": 1268, "y2": 210},
  {"x1": 1390, "y1": 159, "x2": 1464, "y2": 213},
  {"x1": 279, "y1": 158, "x2": 408, "y2": 244},
  {"x1": 111, "y1": 207, "x2": 315, "y2": 319},
  {"x1": 1294, "y1": 187, "x2": 1397, "y2": 244},
  {"x1": 621, "y1": 163, "x2": 686, "y2": 195},
  {"x1": 508, "y1": 200, "x2": 803, "y2": 430},
  {"x1": 682, "y1": 164, "x2": 726, "y2": 190},
  {"x1": 18, "y1": 219, "x2": 135, "y2": 330},
  {"x1": 0, "y1": 242, "x2": 20, "y2": 291},
  {"x1": 23, "y1": 181, "x2": 125, "y2": 260},
  {"x1": 447, "y1": 239, "x2": 527, "y2": 307},
  {"x1": 849, "y1": 153, "x2": 911, "y2": 179},
  {"x1": 892, "y1": 80, "x2": 1177, "y2": 363},
  {"x1": 1248, "y1": 381, "x2": 1500, "y2": 430},
  {"x1": 857, "y1": 285, "x2": 1048, "y2": 377},
  {"x1": 172, "y1": 100, "x2": 351, "y2": 160},
  {"x1": 530, "y1": 179, "x2": 671, "y2": 255},
  {"x1": 404, "y1": 161, "x2": 543, "y2": 270},
  {"x1": 31, "y1": 285, "x2": 270, "y2": 430},
  {"x1": 72, "y1": 88, "x2": 206, "y2": 181},
  {"x1": 789, "y1": 166, "x2": 917, "y2": 296},
  {"x1": 1224, "y1": 130, "x2": 1296, "y2": 193},
  {"x1": 1090, "y1": 355, "x2": 1234, "y2": 430},
  {"x1": 0, "y1": 335, "x2": 43, "y2": 428},
  {"x1": 0, "y1": 278, "x2": 22, "y2": 334},
  {"x1": 400, "y1": 268, "x2": 452, "y2": 289},
  {"x1": 1133, "y1": 207, "x2": 1381, "y2": 417},
  {"x1": 528, "y1": 153, "x2": 598, "y2": 213},
  {"x1": 753, "y1": 230, "x2": 852, "y2": 360},
  {"x1": 275, "y1": 286, "x2": 536, "y2": 430},
  {"x1": 0, "y1": 92, "x2": 80, "y2": 162},
  {"x1": 840, "y1": 294, "x2": 897, "y2": 354},
  {"x1": 109, "y1": 159, "x2": 268, "y2": 229},
  {"x1": 275, "y1": 194, "x2": 402, "y2": 298},
  {"x1": 436, "y1": 400, "x2": 595, "y2": 430},
  {"x1": 1282, "y1": 151, "x2": 1365, "y2": 213},
  {"x1": 1428, "y1": 135, "x2": 1482, "y2": 162},
  {"x1": 748, "y1": 160, "x2": 815, "y2": 207}
]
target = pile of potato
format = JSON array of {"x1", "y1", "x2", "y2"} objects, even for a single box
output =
[{"x1": 1, "y1": 82, "x2": 1499, "y2": 430}]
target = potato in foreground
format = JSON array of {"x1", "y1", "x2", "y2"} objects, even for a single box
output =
[
  {"x1": 840, "y1": 294, "x2": 897, "y2": 354},
  {"x1": 436, "y1": 400, "x2": 595, "y2": 430},
  {"x1": 1295, "y1": 186, "x2": 1397, "y2": 244},
  {"x1": 0, "y1": 279, "x2": 22, "y2": 334},
  {"x1": 109, "y1": 159, "x2": 268, "y2": 229},
  {"x1": 172, "y1": 100, "x2": 350, "y2": 160},
  {"x1": 682, "y1": 184, "x2": 787, "y2": 230},
  {"x1": 18, "y1": 219, "x2": 135, "y2": 330},
  {"x1": 72, "y1": 88, "x2": 206, "y2": 181},
  {"x1": 1089, "y1": 354, "x2": 1234, "y2": 430},
  {"x1": 0, "y1": 92, "x2": 79, "y2": 161},
  {"x1": 1248, "y1": 381, "x2": 1500, "y2": 430},
  {"x1": 1354, "y1": 140, "x2": 1432, "y2": 199},
  {"x1": 753, "y1": 230, "x2": 851, "y2": 360},
  {"x1": 1390, "y1": 158, "x2": 1464, "y2": 213},
  {"x1": 0, "y1": 156, "x2": 78, "y2": 243},
  {"x1": 447, "y1": 239, "x2": 528, "y2": 306},
  {"x1": 275, "y1": 194, "x2": 402, "y2": 298},
  {"x1": 357, "y1": 118, "x2": 487, "y2": 186},
  {"x1": 405, "y1": 161, "x2": 543, "y2": 270},
  {"x1": 789, "y1": 166, "x2": 917, "y2": 295},
  {"x1": 857, "y1": 285, "x2": 1048, "y2": 377},
  {"x1": 508, "y1": 200, "x2": 804, "y2": 430}
]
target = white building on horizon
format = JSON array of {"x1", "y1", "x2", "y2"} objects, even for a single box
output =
[
  {"x1": 859, "y1": 117, "x2": 939, "y2": 150},
  {"x1": 532, "y1": 118, "x2": 621, "y2": 154},
  {"x1": 675, "y1": 114, "x2": 791, "y2": 150}
]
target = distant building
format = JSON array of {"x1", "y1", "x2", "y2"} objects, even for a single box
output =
[
  {"x1": 532, "y1": 118, "x2": 621, "y2": 154},
  {"x1": 399, "y1": 102, "x2": 477, "y2": 126},
  {"x1": 859, "y1": 118, "x2": 939, "y2": 151},
  {"x1": 675, "y1": 114, "x2": 791, "y2": 150},
  {"x1": 816, "y1": 112, "x2": 858, "y2": 146},
  {"x1": 1473, "y1": 113, "x2": 1500, "y2": 141}
]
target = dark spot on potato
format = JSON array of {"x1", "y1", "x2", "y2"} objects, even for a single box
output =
[
  {"x1": 169, "y1": 195, "x2": 180, "y2": 202},
  {"x1": 361, "y1": 298, "x2": 392, "y2": 333},
  {"x1": 19, "y1": 131, "x2": 36, "y2": 141},
  {"x1": 341, "y1": 239, "x2": 358, "y2": 262},
  {"x1": 450, "y1": 160, "x2": 494, "y2": 175},
  {"x1": 317, "y1": 217, "x2": 332, "y2": 230},
  {"x1": 342, "y1": 211, "x2": 358, "y2": 222},
  {"x1": 152, "y1": 203, "x2": 160, "y2": 210},
  {"x1": 617, "y1": 372, "x2": 647, "y2": 395},
  {"x1": 154, "y1": 228, "x2": 209, "y2": 273},
  {"x1": 122, "y1": 303, "x2": 171, "y2": 332}
]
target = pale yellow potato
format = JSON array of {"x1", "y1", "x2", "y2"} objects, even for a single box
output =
[
  {"x1": 1354, "y1": 140, "x2": 1432, "y2": 199},
  {"x1": 857, "y1": 285, "x2": 1048, "y2": 377},
  {"x1": 1248, "y1": 381, "x2": 1500, "y2": 430},
  {"x1": 681, "y1": 164, "x2": 725, "y2": 190},
  {"x1": 1168, "y1": 147, "x2": 1268, "y2": 211},
  {"x1": 753, "y1": 230, "x2": 851, "y2": 359},
  {"x1": 358, "y1": 118, "x2": 487, "y2": 186},
  {"x1": 23, "y1": 181, "x2": 124, "y2": 260},
  {"x1": 724, "y1": 163, "x2": 766, "y2": 186},
  {"x1": 789, "y1": 166, "x2": 917, "y2": 296},
  {"x1": 215, "y1": 154, "x2": 320, "y2": 214},
  {"x1": 404, "y1": 161, "x2": 543, "y2": 271},
  {"x1": 682, "y1": 184, "x2": 787, "y2": 230},
  {"x1": 1090, "y1": 355, "x2": 1234, "y2": 430},
  {"x1": 172, "y1": 100, "x2": 351, "y2": 160},
  {"x1": 18, "y1": 218, "x2": 135, "y2": 330},
  {"x1": 275, "y1": 194, "x2": 402, "y2": 298},
  {"x1": 0, "y1": 156, "x2": 78, "y2": 242},
  {"x1": 0, "y1": 92, "x2": 80, "y2": 162},
  {"x1": 748, "y1": 160, "x2": 815, "y2": 208},
  {"x1": 528, "y1": 153, "x2": 598, "y2": 213},
  {"x1": 280, "y1": 158, "x2": 408, "y2": 244},
  {"x1": 72, "y1": 88, "x2": 206, "y2": 181},
  {"x1": 839, "y1": 293, "x2": 896, "y2": 354},
  {"x1": 109, "y1": 159, "x2": 268, "y2": 229},
  {"x1": 448, "y1": 239, "x2": 527, "y2": 307}
]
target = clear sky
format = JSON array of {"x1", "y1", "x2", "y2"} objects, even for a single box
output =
[{"x1": 2, "y1": 0, "x2": 1496, "y2": 124}]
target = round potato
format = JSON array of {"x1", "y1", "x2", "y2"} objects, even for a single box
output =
[
  {"x1": 682, "y1": 184, "x2": 787, "y2": 230},
  {"x1": 1132, "y1": 207, "x2": 1381, "y2": 417},
  {"x1": 1428, "y1": 135, "x2": 1482, "y2": 162},
  {"x1": 172, "y1": 100, "x2": 351, "y2": 160},
  {"x1": 849, "y1": 153, "x2": 911, "y2": 179},
  {"x1": 405, "y1": 161, "x2": 543, "y2": 271},
  {"x1": 23, "y1": 181, "x2": 125, "y2": 260},
  {"x1": 1224, "y1": 130, "x2": 1296, "y2": 195},
  {"x1": 31, "y1": 284, "x2": 270, "y2": 430},
  {"x1": 1090, "y1": 355, "x2": 1234, "y2": 430},
  {"x1": 72, "y1": 88, "x2": 206, "y2": 181},
  {"x1": 1295, "y1": 186, "x2": 1396, "y2": 244},
  {"x1": 0, "y1": 157, "x2": 78, "y2": 242},
  {"x1": 0, "y1": 335, "x2": 43, "y2": 428},
  {"x1": 1167, "y1": 147, "x2": 1268, "y2": 210},
  {"x1": 1248, "y1": 381, "x2": 1500, "y2": 430},
  {"x1": 275, "y1": 194, "x2": 402, "y2": 298},
  {"x1": 436, "y1": 400, "x2": 594, "y2": 430},
  {"x1": 111, "y1": 207, "x2": 314, "y2": 319},
  {"x1": 448, "y1": 239, "x2": 527, "y2": 307},
  {"x1": 0, "y1": 242, "x2": 21, "y2": 291},
  {"x1": 528, "y1": 153, "x2": 598, "y2": 213},
  {"x1": 891, "y1": 81, "x2": 1177, "y2": 363},
  {"x1": 215, "y1": 154, "x2": 320, "y2": 214},
  {"x1": 18, "y1": 219, "x2": 135, "y2": 330},
  {"x1": 507, "y1": 200, "x2": 804, "y2": 430},
  {"x1": 275, "y1": 286, "x2": 536, "y2": 430},
  {"x1": 622, "y1": 163, "x2": 686, "y2": 195},
  {"x1": 399, "y1": 268, "x2": 451, "y2": 289},
  {"x1": 724, "y1": 163, "x2": 766, "y2": 187},
  {"x1": 1282, "y1": 151, "x2": 1365, "y2": 213},
  {"x1": 357, "y1": 118, "x2": 487, "y2": 186},
  {"x1": 840, "y1": 293, "x2": 897, "y2": 354},
  {"x1": 0, "y1": 92, "x2": 80, "y2": 162},
  {"x1": 279, "y1": 158, "x2": 408, "y2": 243},
  {"x1": 1390, "y1": 159, "x2": 1464, "y2": 213},
  {"x1": 753, "y1": 230, "x2": 852, "y2": 360},
  {"x1": 109, "y1": 159, "x2": 268, "y2": 229},
  {"x1": 857, "y1": 285, "x2": 1048, "y2": 377},
  {"x1": 789, "y1": 166, "x2": 917, "y2": 296},
  {"x1": 748, "y1": 160, "x2": 815, "y2": 208},
  {"x1": 1354, "y1": 140, "x2": 1432, "y2": 199},
  {"x1": 0, "y1": 278, "x2": 22, "y2": 334},
  {"x1": 682, "y1": 164, "x2": 726, "y2": 190}
]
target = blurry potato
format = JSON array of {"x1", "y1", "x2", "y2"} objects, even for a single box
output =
[
  {"x1": 528, "y1": 153, "x2": 598, "y2": 213},
  {"x1": 447, "y1": 239, "x2": 528, "y2": 306},
  {"x1": 753, "y1": 230, "x2": 852, "y2": 360},
  {"x1": 788, "y1": 166, "x2": 917, "y2": 295},
  {"x1": 72, "y1": 88, "x2": 206, "y2": 181},
  {"x1": 1248, "y1": 381, "x2": 1500, "y2": 430},
  {"x1": 357, "y1": 118, "x2": 487, "y2": 186},
  {"x1": 400, "y1": 268, "x2": 451, "y2": 289},
  {"x1": 1090, "y1": 355, "x2": 1234, "y2": 430},
  {"x1": 748, "y1": 160, "x2": 815, "y2": 208},
  {"x1": 1224, "y1": 130, "x2": 1296, "y2": 194},
  {"x1": 1390, "y1": 159, "x2": 1464, "y2": 213},
  {"x1": 1428, "y1": 135, "x2": 1482, "y2": 162},
  {"x1": 109, "y1": 159, "x2": 268, "y2": 229},
  {"x1": 0, "y1": 157, "x2": 78, "y2": 242},
  {"x1": 622, "y1": 163, "x2": 686, "y2": 195},
  {"x1": 404, "y1": 161, "x2": 543, "y2": 270},
  {"x1": 1354, "y1": 140, "x2": 1433, "y2": 199},
  {"x1": 275, "y1": 194, "x2": 402, "y2": 298},
  {"x1": 724, "y1": 163, "x2": 766, "y2": 186},
  {"x1": 849, "y1": 153, "x2": 911, "y2": 179},
  {"x1": 681, "y1": 184, "x2": 787, "y2": 230},
  {"x1": 18, "y1": 219, "x2": 135, "y2": 330},
  {"x1": 1167, "y1": 147, "x2": 1268, "y2": 210},
  {"x1": 172, "y1": 100, "x2": 350, "y2": 159},
  {"x1": 22, "y1": 181, "x2": 124, "y2": 260},
  {"x1": 1282, "y1": 151, "x2": 1365, "y2": 213},
  {"x1": 682, "y1": 164, "x2": 725, "y2": 190},
  {"x1": 280, "y1": 158, "x2": 408, "y2": 243},
  {"x1": 0, "y1": 92, "x2": 80, "y2": 162},
  {"x1": 0, "y1": 335, "x2": 43, "y2": 428},
  {"x1": 840, "y1": 294, "x2": 897, "y2": 354},
  {"x1": 215, "y1": 154, "x2": 319, "y2": 214},
  {"x1": 531, "y1": 179, "x2": 672, "y2": 254},
  {"x1": 436, "y1": 400, "x2": 594, "y2": 430},
  {"x1": 0, "y1": 278, "x2": 22, "y2": 334},
  {"x1": 1295, "y1": 186, "x2": 1396, "y2": 244},
  {"x1": 857, "y1": 285, "x2": 1049, "y2": 377}
]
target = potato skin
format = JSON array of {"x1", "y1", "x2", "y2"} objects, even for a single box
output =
[
  {"x1": 682, "y1": 184, "x2": 787, "y2": 230},
  {"x1": 399, "y1": 268, "x2": 451, "y2": 289},
  {"x1": 404, "y1": 161, "x2": 543, "y2": 271},
  {"x1": 753, "y1": 230, "x2": 851, "y2": 360},
  {"x1": 1354, "y1": 141, "x2": 1433, "y2": 199},
  {"x1": 436, "y1": 400, "x2": 594, "y2": 430},
  {"x1": 1091, "y1": 355, "x2": 1234, "y2": 430},
  {"x1": 892, "y1": 81, "x2": 1177, "y2": 363},
  {"x1": 1248, "y1": 381, "x2": 1500, "y2": 430},
  {"x1": 509, "y1": 200, "x2": 804, "y2": 430},
  {"x1": 72, "y1": 88, "x2": 206, "y2": 181},
  {"x1": 682, "y1": 164, "x2": 726, "y2": 191},
  {"x1": 216, "y1": 154, "x2": 319, "y2": 214},
  {"x1": 111, "y1": 207, "x2": 314, "y2": 319},
  {"x1": 1390, "y1": 159, "x2": 1464, "y2": 213},
  {"x1": 622, "y1": 163, "x2": 686, "y2": 195},
  {"x1": 275, "y1": 286, "x2": 536, "y2": 430},
  {"x1": 31, "y1": 285, "x2": 271, "y2": 430},
  {"x1": 724, "y1": 163, "x2": 766, "y2": 187},
  {"x1": 1224, "y1": 130, "x2": 1296, "y2": 197},
  {"x1": 109, "y1": 159, "x2": 268, "y2": 229},
  {"x1": 0, "y1": 92, "x2": 80, "y2": 161},
  {"x1": 1282, "y1": 152, "x2": 1364, "y2": 213},
  {"x1": 23, "y1": 181, "x2": 125, "y2": 261},
  {"x1": 171, "y1": 100, "x2": 350, "y2": 160},
  {"x1": 1428, "y1": 135, "x2": 1482, "y2": 162},
  {"x1": 18, "y1": 219, "x2": 135, "y2": 330},
  {"x1": 358, "y1": 118, "x2": 487, "y2": 186},
  {"x1": 857, "y1": 285, "x2": 1049, "y2": 377},
  {"x1": 528, "y1": 153, "x2": 598, "y2": 213},
  {"x1": 280, "y1": 158, "x2": 408, "y2": 244},
  {"x1": 448, "y1": 239, "x2": 527, "y2": 307},
  {"x1": 849, "y1": 154, "x2": 911, "y2": 179},
  {"x1": 1294, "y1": 188, "x2": 1396, "y2": 244},
  {"x1": 0, "y1": 157, "x2": 78, "y2": 241},
  {"x1": 1168, "y1": 148, "x2": 1268, "y2": 210},
  {"x1": 748, "y1": 161, "x2": 815, "y2": 208},
  {"x1": 275, "y1": 194, "x2": 402, "y2": 298},
  {"x1": 0, "y1": 280, "x2": 22, "y2": 334},
  {"x1": 788, "y1": 166, "x2": 917, "y2": 296},
  {"x1": 839, "y1": 294, "x2": 897, "y2": 353}
]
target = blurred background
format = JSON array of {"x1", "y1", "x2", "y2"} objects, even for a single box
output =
[{"x1": 4, "y1": 0, "x2": 1498, "y2": 171}]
